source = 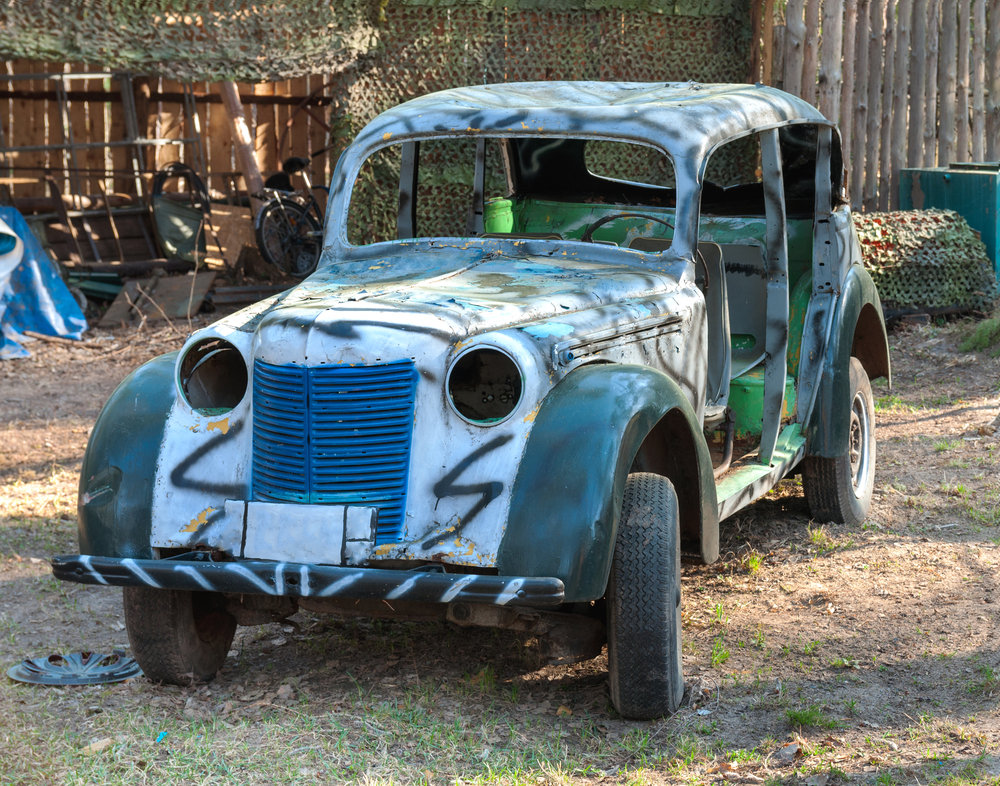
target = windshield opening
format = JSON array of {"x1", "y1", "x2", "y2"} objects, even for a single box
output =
[{"x1": 346, "y1": 136, "x2": 678, "y2": 251}]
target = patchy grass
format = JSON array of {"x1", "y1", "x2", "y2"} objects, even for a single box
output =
[{"x1": 958, "y1": 312, "x2": 1000, "y2": 357}]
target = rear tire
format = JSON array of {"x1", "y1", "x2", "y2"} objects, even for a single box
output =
[
  {"x1": 802, "y1": 357, "x2": 876, "y2": 527},
  {"x1": 123, "y1": 587, "x2": 236, "y2": 685},
  {"x1": 254, "y1": 197, "x2": 322, "y2": 278},
  {"x1": 607, "y1": 472, "x2": 684, "y2": 720}
]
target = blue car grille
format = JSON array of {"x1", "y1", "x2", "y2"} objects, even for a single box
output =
[{"x1": 251, "y1": 359, "x2": 418, "y2": 543}]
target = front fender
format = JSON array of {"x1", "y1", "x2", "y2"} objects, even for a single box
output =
[
  {"x1": 77, "y1": 352, "x2": 177, "y2": 558},
  {"x1": 498, "y1": 364, "x2": 716, "y2": 603},
  {"x1": 806, "y1": 264, "x2": 890, "y2": 458}
]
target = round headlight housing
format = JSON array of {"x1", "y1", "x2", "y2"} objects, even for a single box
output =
[
  {"x1": 179, "y1": 338, "x2": 248, "y2": 415},
  {"x1": 447, "y1": 346, "x2": 523, "y2": 425}
]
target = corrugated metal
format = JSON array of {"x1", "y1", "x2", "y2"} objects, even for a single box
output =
[{"x1": 252, "y1": 359, "x2": 418, "y2": 543}]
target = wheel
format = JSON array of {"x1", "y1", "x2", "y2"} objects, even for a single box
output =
[
  {"x1": 254, "y1": 197, "x2": 322, "y2": 278},
  {"x1": 802, "y1": 357, "x2": 876, "y2": 526},
  {"x1": 607, "y1": 472, "x2": 684, "y2": 719},
  {"x1": 123, "y1": 587, "x2": 236, "y2": 684}
]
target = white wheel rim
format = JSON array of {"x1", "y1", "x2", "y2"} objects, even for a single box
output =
[{"x1": 849, "y1": 390, "x2": 872, "y2": 499}]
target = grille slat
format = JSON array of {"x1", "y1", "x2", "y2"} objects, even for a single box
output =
[{"x1": 252, "y1": 359, "x2": 417, "y2": 544}]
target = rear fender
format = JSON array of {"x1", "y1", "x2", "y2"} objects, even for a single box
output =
[{"x1": 498, "y1": 364, "x2": 718, "y2": 603}]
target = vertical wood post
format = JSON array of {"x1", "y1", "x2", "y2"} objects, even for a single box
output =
[
  {"x1": 802, "y1": 0, "x2": 821, "y2": 103},
  {"x1": 973, "y1": 0, "x2": 986, "y2": 159},
  {"x1": 890, "y1": 0, "x2": 912, "y2": 209},
  {"x1": 785, "y1": 0, "x2": 807, "y2": 98},
  {"x1": 924, "y1": 0, "x2": 941, "y2": 165},
  {"x1": 819, "y1": 0, "x2": 845, "y2": 121},
  {"x1": 878, "y1": 0, "x2": 896, "y2": 211},
  {"x1": 988, "y1": 0, "x2": 1000, "y2": 158},
  {"x1": 762, "y1": 0, "x2": 777, "y2": 84},
  {"x1": 851, "y1": 0, "x2": 872, "y2": 209},
  {"x1": 865, "y1": 0, "x2": 888, "y2": 210},
  {"x1": 842, "y1": 0, "x2": 859, "y2": 175},
  {"x1": 939, "y1": 0, "x2": 959, "y2": 164},
  {"x1": 909, "y1": 0, "x2": 929, "y2": 166},
  {"x1": 219, "y1": 82, "x2": 265, "y2": 217},
  {"x1": 751, "y1": 0, "x2": 764, "y2": 81},
  {"x1": 957, "y1": 0, "x2": 971, "y2": 161}
]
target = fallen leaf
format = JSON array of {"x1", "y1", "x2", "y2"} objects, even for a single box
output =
[
  {"x1": 81, "y1": 738, "x2": 113, "y2": 755},
  {"x1": 775, "y1": 742, "x2": 802, "y2": 765},
  {"x1": 556, "y1": 705, "x2": 572, "y2": 717}
]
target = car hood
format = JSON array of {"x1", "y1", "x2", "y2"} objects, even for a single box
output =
[{"x1": 253, "y1": 252, "x2": 682, "y2": 343}]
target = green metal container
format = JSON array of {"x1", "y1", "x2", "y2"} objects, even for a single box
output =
[{"x1": 899, "y1": 162, "x2": 1000, "y2": 275}]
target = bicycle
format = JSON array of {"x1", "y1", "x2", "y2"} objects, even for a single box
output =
[{"x1": 253, "y1": 154, "x2": 328, "y2": 279}]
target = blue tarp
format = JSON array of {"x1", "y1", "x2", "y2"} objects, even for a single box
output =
[{"x1": 0, "y1": 206, "x2": 87, "y2": 359}]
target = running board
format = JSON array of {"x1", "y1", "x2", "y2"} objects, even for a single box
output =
[{"x1": 715, "y1": 424, "x2": 806, "y2": 521}]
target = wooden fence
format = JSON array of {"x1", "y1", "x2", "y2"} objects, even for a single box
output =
[
  {"x1": 756, "y1": 0, "x2": 1000, "y2": 212},
  {"x1": 0, "y1": 61, "x2": 335, "y2": 203}
]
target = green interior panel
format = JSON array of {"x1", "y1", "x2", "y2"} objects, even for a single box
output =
[
  {"x1": 484, "y1": 197, "x2": 676, "y2": 245},
  {"x1": 698, "y1": 215, "x2": 813, "y2": 289},
  {"x1": 787, "y1": 271, "x2": 812, "y2": 378},
  {"x1": 727, "y1": 366, "x2": 797, "y2": 438}
]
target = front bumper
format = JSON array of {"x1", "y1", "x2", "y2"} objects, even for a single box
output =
[{"x1": 51, "y1": 554, "x2": 565, "y2": 607}]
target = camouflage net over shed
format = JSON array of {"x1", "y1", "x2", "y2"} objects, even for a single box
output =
[
  {"x1": 854, "y1": 210, "x2": 999, "y2": 314},
  {"x1": 0, "y1": 0, "x2": 752, "y2": 84}
]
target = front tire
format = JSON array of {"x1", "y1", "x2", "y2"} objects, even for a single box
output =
[
  {"x1": 607, "y1": 472, "x2": 684, "y2": 720},
  {"x1": 124, "y1": 587, "x2": 236, "y2": 684},
  {"x1": 802, "y1": 357, "x2": 876, "y2": 526}
]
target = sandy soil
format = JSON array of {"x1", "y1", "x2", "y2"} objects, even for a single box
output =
[{"x1": 1, "y1": 314, "x2": 999, "y2": 785}]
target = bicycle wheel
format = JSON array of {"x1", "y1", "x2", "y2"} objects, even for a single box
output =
[{"x1": 254, "y1": 197, "x2": 322, "y2": 278}]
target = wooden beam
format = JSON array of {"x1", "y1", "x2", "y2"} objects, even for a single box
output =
[
  {"x1": 988, "y1": 0, "x2": 1000, "y2": 160},
  {"x1": 751, "y1": 0, "x2": 764, "y2": 82},
  {"x1": 939, "y1": 0, "x2": 959, "y2": 165},
  {"x1": 219, "y1": 82, "x2": 264, "y2": 217},
  {"x1": 762, "y1": 0, "x2": 777, "y2": 84},
  {"x1": 842, "y1": 0, "x2": 859, "y2": 175},
  {"x1": 0, "y1": 88, "x2": 333, "y2": 107},
  {"x1": 802, "y1": 0, "x2": 821, "y2": 103},
  {"x1": 878, "y1": 0, "x2": 896, "y2": 211},
  {"x1": 865, "y1": 0, "x2": 888, "y2": 211}
]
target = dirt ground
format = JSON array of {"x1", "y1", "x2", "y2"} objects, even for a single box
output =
[{"x1": 1, "y1": 313, "x2": 999, "y2": 785}]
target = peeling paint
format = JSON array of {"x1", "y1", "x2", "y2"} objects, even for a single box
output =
[
  {"x1": 182, "y1": 506, "x2": 215, "y2": 533},
  {"x1": 206, "y1": 417, "x2": 230, "y2": 435}
]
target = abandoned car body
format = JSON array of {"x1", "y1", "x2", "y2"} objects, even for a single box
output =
[{"x1": 54, "y1": 82, "x2": 889, "y2": 719}]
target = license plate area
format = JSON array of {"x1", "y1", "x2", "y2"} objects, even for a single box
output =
[{"x1": 239, "y1": 501, "x2": 377, "y2": 566}]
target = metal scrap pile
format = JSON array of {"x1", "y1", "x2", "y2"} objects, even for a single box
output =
[{"x1": 854, "y1": 209, "x2": 999, "y2": 314}]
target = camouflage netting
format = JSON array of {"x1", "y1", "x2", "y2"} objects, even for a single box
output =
[
  {"x1": 854, "y1": 210, "x2": 1000, "y2": 313},
  {"x1": 0, "y1": 0, "x2": 751, "y2": 83}
]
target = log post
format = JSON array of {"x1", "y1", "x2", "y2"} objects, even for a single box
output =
[
  {"x1": 957, "y1": 0, "x2": 971, "y2": 161},
  {"x1": 819, "y1": 0, "x2": 845, "y2": 121},
  {"x1": 762, "y1": 0, "x2": 777, "y2": 84},
  {"x1": 909, "y1": 0, "x2": 929, "y2": 167},
  {"x1": 219, "y1": 81, "x2": 265, "y2": 217},
  {"x1": 973, "y1": 0, "x2": 986, "y2": 160},
  {"x1": 924, "y1": 0, "x2": 941, "y2": 165},
  {"x1": 878, "y1": 0, "x2": 896, "y2": 211},
  {"x1": 842, "y1": 0, "x2": 859, "y2": 176},
  {"x1": 802, "y1": 0, "x2": 821, "y2": 103},
  {"x1": 988, "y1": 0, "x2": 1000, "y2": 159},
  {"x1": 852, "y1": 0, "x2": 872, "y2": 209},
  {"x1": 890, "y1": 0, "x2": 912, "y2": 209},
  {"x1": 785, "y1": 0, "x2": 807, "y2": 97},
  {"x1": 939, "y1": 0, "x2": 959, "y2": 165},
  {"x1": 865, "y1": 0, "x2": 888, "y2": 210}
]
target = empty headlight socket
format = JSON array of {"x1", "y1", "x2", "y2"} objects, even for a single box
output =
[
  {"x1": 446, "y1": 346, "x2": 523, "y2": 426},
  {"x1": 178, "y1": 338, "x2": 248, "y2": 415}
]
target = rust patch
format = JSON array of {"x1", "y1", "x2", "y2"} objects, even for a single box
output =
[{"x1": 182, "y1": 506, "x2": 215, "y2": 533}]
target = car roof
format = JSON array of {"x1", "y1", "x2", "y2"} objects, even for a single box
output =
[{"x1": 356, "y1": 81, "x2": 831, "y2": 161}]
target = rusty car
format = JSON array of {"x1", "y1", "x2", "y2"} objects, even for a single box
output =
[{"x1": 54, "y1": 82, "x2": 890, "y2": 719}]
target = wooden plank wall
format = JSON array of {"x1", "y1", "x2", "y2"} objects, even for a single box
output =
[
  {"x1": 762, "y1": 0, "x2": 1000, "y2": 212},
  {"x1": 0, "y1": 62, "x2": 335, "y2": 206}
]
